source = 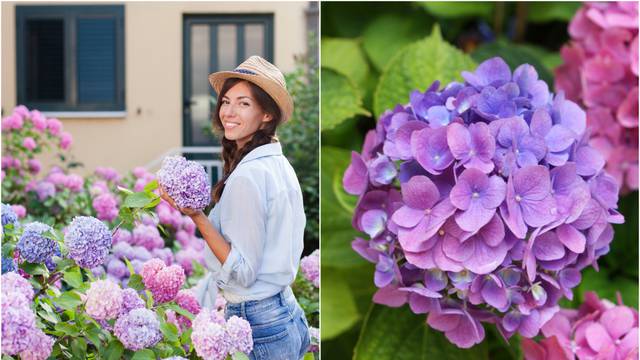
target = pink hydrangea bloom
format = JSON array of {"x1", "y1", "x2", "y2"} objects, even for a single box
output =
[
  {"x1": 555, "y1": 1, "x2": 639, "y2": 193},
  {"x1": 175, "y1": 247, "x2": 205, "y2": 275},
  {"x1": 300, "y1": 249, "x2": 319, "y2": 287},
  {"x1": 59, "y1": 131, "x2": 73, "y2": 150},
  {"x1": 46, "y1": 118, "x2": 62, "y2": 136},
  {"x1": 226, "y1": 316, "x2": 253, "y2": 355},
  {"x1": 18, "y1": 329, "x2": 54, "y2": 360},
  {"x1": 175, "y1": 289, "x2": 201, "y2": 328},
  {"x1": 140, "y1": 259, "x2": 185, "y2": 303},
  {"x1": 22, "y1": 137, "x2": 36, "y2": 151},
  {"x1": 2, "y1": 114, "x2": 24, "y2": 131},
  {"x1": 523, "y1": 291, "x2": 639, "y2": 360},
  {"x1": 29, "y1": 111, "x2": 47, "y2": 132},
  {"x1": 192, "y1": 309, "x2": 233, "y2": 360},
  {"x1": 64, "y1": 174, "x2": 84, "y2": 192},
  {"x1": 132, "y1": 224, "x2": 164, "y2": 250},
  {"x1": 84, "y1": 279, "x2": 123, "y2": 320},
  {"x1": 27, "y1": 159, "x2": 41, "y2": 175},
  {"x1": 92, "y1": 192, "x2": 119, "y2": 222},
  {"x1": 11, "y1": 205, "x2": 26, "y2": 219}
]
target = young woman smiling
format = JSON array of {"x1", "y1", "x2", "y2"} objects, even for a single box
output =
[{"x1": 160, "y1": 56, "x2": 310, "y2": 359}]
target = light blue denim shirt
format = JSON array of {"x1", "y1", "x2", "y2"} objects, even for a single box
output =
[{"x1": 197, "y1": 142, "x2": 306, "y2": 305}]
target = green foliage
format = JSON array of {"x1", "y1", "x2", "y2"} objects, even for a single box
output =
[
  {"x1": 419, "y1": 2, "x2": 494, "y2": 19},
  {"x1": 374, "y1": 25, "x2": 477, "y2": 117},
  {"x1": 321, "y1": 68, "x2": 370, "y2": 131},
  {"x1": 321, "y1": 37, "x2": 371, "y2": 88},
  {"x1": 280, "y1": 45, "x2": 320, "y2": 254},
  {"x1": 526, "y1": 2, "x2": 582, "y2": 23},
  {"x1": 320, "y1": 266, "x2": 361, "y2": 340},
  {"x1": 354, "y1": 305, "x2": 489, "y2": 359}
]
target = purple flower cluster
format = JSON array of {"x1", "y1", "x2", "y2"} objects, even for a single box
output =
[
  {"x1": 17, "y1": 222, "x2": 58, "y2": 264},
  {"x1": 300, "y1": 249, "x2": 320, "y2": 287},
  {"x1": 523, "y1": 292, "x2": 638, "y2": 359},
  {"x1": 120, "y1": 288, "x2": 145, "y2": 316},
  {"x1": 65, "y1": 216, "x2": 113, "y2": 269},
  {"x1": 1, "y1": 272, "x2": 53, "y2": 359},
  {"x1": 140, "y1": 258, "x2": 186, "y2": 303},
  {"x1": 191, "y1": 309, "x2": 253, "y2": 359},
  {"x1": 157, "y1": 156, "x2": 211, "y2": 211},
  {"x1": 85, "y1": 279, "x2": 123, "y2": 320},
  {"x1": 344, "y1": 57, "x2": 624, "y2": 348},
  {"x1": 92, "y1": 192, "x2": 119, "y2": 222},
  {"x1": 1, "y1": 203, "x2": 18, "y2": 228},
  {"x1": 114, "y1": 308, "x2": 162, "y2": 351}
]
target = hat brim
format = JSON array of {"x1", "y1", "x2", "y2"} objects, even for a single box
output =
[{"x1": 208, "y1": 71, "x2": 294, "y2": 122}]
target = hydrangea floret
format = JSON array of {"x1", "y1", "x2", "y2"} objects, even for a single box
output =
[
  {"x1": 16, "y1": 222, "x2": 57, "y2": 264},
  {"x1": 157, "y1": 156, "x2": 211, "y2": 211},
  {"x1": 65, "y1": 216, "x2": 113, "y2": 269},
  {"x1": 344, "y1": 57, "x2": 624, "y2": 348},
  {"x1": 114, "y1": 308, "x2": 162, "y2": 351}
]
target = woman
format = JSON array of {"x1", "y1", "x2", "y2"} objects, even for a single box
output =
[{"x1": 160, "y1": 56, "x2": 311, "y2": 359}]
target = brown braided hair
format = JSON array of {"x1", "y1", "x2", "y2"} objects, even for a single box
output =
[{"x1": 211, "y1": 78, "x2": 283, "y2": 203}]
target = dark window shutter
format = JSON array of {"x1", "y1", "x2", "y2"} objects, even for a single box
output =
[
  {"x1": 26, "y1": 19, "x2": 65, "y2": 101},
  {"x1": 77, "y1": 18, "x2": 116, "y2": 104}
]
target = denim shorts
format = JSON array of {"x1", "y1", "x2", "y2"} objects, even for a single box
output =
[{"x1": 225, "y1": 287, "x2": 311, "y2": 360}]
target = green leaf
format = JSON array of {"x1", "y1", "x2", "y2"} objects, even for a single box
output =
[
  {"x1": 374, "y1": 25, "x2": 476, "y2": 117},
  {"x1": 166, "y1": 303, "x2": 195, "y2": 320},
  {"x1": 123, "y1": 192, "x2": 154, "y2": 208},
  {"x1": 354, "y1": 304, "x2": 489, "y2": 359},
  {"x1": 143, "y1": 197, "x2": 161, "y2": 209},
  {"x1": 527, "y1": 2, "x2": 582, "y2": 23},
  {"x1": 180, "y1": 327, "x2": 193, "y2": 346},
  {"x1": 71, "y1": 338, "x2": 87, "y2": 358},
  {"x1": 419, "y1": 2, "x2": 494, "y2": 18},
  {"x1": 63, "y1": 266, "x2": 84, "y2": 288},
  {"x1": 144, "y1": 179, "x2": 159, "y2": 193},
  {"x1": 232, "y1": 352, "x2": 251, "y2": 360},
  {"x1": 55, "y1": 258, "x2": 77, "y2": 272},
  {"x1": 54, "y1": 290, "x2": 84, "y2": 311},
  {"x1": 122, "y1": 257, "x2": 136, "y2": 277},
  {"x1": 127, "y1": 274, "x2": 145, "y2": 291},
  {"x1": 131, "y1": 349, "x2": 156, "y2": 360},
  {"x1": 117, "y1": 186, "x2": 134, "y2": 195},
  {"x1": 320, "y1": 267, "x2": 360, "y2": 341},
  {"x1": 160, "y1": 321, "x2": 179, "y2": 343},
  {"x1": 85, "y1": 324, "x2": 103, "y2": 349},
  {"x1": 321, "y1": 68, "x2": 370, "y2": 131},
  {"x1": 471, "y1": 39, "x2": 556, "y2": 88},
  {"x1": 104, "y1": 340, "x2": 124, "y2": 360},
  {"x1": 321, "y1": 37, "x2": 370, "y2": 89},
  {"x1": 320, "y1": 147, "x2": 367, "y2": 268},
  {"x1": 22, "y1": 261, "x2": 49, "y2": 276},
  {"x1": 55, "y1": 322, "x2": 81, "y2": 337},
  {"x1": 362, "y1": 14, "x2": 432, "y2": 72}
]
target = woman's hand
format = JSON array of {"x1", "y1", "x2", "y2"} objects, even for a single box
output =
[{"x1": 158, "y1": 185, "x2": 204, "y2": 219}]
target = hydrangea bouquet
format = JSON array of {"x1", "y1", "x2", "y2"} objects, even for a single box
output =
[{"x1": 344, "y1": 57, "x2": 624, "y2": 348}]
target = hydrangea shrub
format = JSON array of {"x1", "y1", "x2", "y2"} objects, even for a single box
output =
[{"x1": 344, "y1": 57, "x2": 624, "y2": 348}]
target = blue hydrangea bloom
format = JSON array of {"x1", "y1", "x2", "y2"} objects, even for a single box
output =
[
  {"x1": 1, "y1": 257, "x2": 17, "y2": 274},
  {"x1": 1, "y1": 203, "x2": 18, "y2": 228},
  {"x1": 16, "y1": 222, "x2": 57, "y2": 264},
  {"x1": 65, "y1": 216, "x2": 112, "y2": 269}
]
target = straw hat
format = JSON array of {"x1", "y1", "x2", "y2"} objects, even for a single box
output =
[{"x1": 208, "y1": 56, "x2": 294, "y2": 122}]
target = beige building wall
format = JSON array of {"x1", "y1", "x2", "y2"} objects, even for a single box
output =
[{"x1": 1, "y1": 1, "x2": 309, "y2": 176}]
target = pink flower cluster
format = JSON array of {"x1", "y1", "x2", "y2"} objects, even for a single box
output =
[
  {"x1": 523, "y1": 292, "x2": 638, "y2": 360},
  {"x1": 1, "y1": 106, "x2": 73, "y2": 150},
  {"x1": 140, "y1": 258, "x2": 186, "y2": 303},
  {"x1": 300, "y1": 249, "x2": 320, "y2": 287},
  {"x1": 174, "y1": 288, "x2": 202, "y2": 328},
  {"x1": 85, "y1": 279, "x2": 124, "y2": 320},
  {"x1": 555, "y1": 2, "x2": 639, "y2": 193}
]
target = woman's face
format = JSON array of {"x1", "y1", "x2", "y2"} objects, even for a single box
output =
[{"x1": 219, "y1": 81, "x2": 272, "y2": 149}]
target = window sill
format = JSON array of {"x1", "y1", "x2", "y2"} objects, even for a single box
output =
[{"x1": 42, "y1": 111, "x2": 127, "y2": 119}]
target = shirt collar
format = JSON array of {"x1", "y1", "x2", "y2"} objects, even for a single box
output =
[{"x1": 238, "y1": 142, "x2": 282, "y2": 165}]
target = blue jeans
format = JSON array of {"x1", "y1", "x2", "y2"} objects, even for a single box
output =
[{"x1": 225, "y1": 287, "x2": 311, "y2": 360}]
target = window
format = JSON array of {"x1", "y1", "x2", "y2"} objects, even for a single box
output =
[{"x1": 16, "y1": 5, "x2": 125, "y2": 112}]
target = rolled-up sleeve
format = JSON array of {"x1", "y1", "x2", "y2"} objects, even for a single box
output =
[{"x1": 216, "y1": 175, "x2": 266, "y2": 288}]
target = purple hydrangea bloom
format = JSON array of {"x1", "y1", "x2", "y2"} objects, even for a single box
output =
[
  {"x1": 120, "y1": 288, "x2": 145, "y2": 315},
  {"x1": 1, "y1": 203, "x2": 18, "y2": 228},
  {"x1": 343, "y1": 57, "x2": 624, "y2": 348},
  {"x1": 2, "y1": 257, "x2": 17, "y2": 274},
  {"x1": 132, "y1": 224, "x2": 164, "y2": 250},
  {"x1": 17, "y1": 222, "x2": 57, "y2": 264},
  {"x1": 192, "y1": 309, "x2": 232, "y2": 360},
  {"x1": 114, "y1": 308, "x2": 162, "y2": 351},
  {"x1": 300, "y1": 249, "x2": 319, "y2": 287},
  {"x1": 65, "y1": 216, "x2": 113, "y2": 268},
  {"x1": 34, "y1": 181, "x2": 55, "y2": 201},
  {"x1": 157, "y1": 156, "x2": 211, "y2": 210},
  {"x1": 85, "y1": 279, "x2": 123, "y2": 320},
  {"x1": 226, "y1": 315, "x2": 253, "y2": 355}
]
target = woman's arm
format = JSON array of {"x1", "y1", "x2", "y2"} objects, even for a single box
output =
[{"x1": 158, "y1": 187, "x2": 231, "y2": 264}]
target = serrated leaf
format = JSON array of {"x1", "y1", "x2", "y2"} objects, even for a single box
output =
[
  {"x1": 419, "y1": 2, "x2": 494, "y2": 18},
  {"x1": 127, "y1": 274, "x2": 145, "y2": 291},
  {"x1": 131, "y1": 349, "x2": 156, "y2": 360},
  {"x1": 354, "y1": 304, "x2": 489, "y2": 359},
  {"x1": 123, "y1": 192, "x2": 154, "y2": 208},
  {"x1": 160, "y1": 321, "x2": 179, "y2": 343},
  {"x1": 63, "y1": 266, "x2": 84, "y2": 288},
  {"x1": 54, "y1": 290, "x2": 84, "y2": 311},
  {"x1": 321, "y1": 68, "x2": 370, "y2": 131},
  {"x1": 362, "y1": 14, "x2": 431, "y2": 71},
  {"x1": 527, "y1": 2, "x2": 582, "y2": 23},
  {"x1": 144, "y1": 179, "x2": 159, "y2": 193},
  {"x1": 104, "y1": 340, "x2": 124, "y2": 360},
  {"x1": 374, "y1": 25, "x2": 476, "y2": 117},
  {"x1": 321, "y1": 267, "x2": 360, "y2": 341},
  {"x1": 321, "y1": 37, "x2": 370, "y2": 88},
  {"x1": 321, "y1": 147, "x2": 367, "y2": 268}
]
